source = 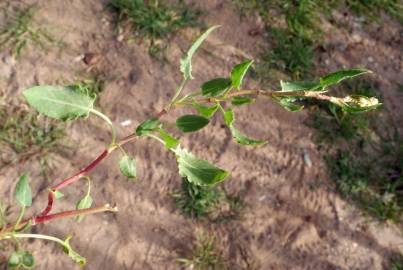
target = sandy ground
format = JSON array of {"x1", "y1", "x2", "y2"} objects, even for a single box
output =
[{"x1": 0, "y1": 0, "x2": 402, "y2": 269}]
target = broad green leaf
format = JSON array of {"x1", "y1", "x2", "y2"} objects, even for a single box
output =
[
  {"x1": 230, "y1": 126, "x2": 267, "y2": 146},
  {"x1": 180, "y1": 26, "x2": 220, "y2": 80},
  {"x1": 192, "y1": 103, "x2": 219, "y2": 118},
  {"x1": 201, "y1": 78, "x2": 231, "y2": 97},
  {"x1": 174, "y1": 146, "x2": 229, "y2": 186},
  {"x1": 231, "y1": 96, "x2": 255, "y2": 106},
  {"x1": 320, "y1": 68, "x2": 371, "y2": 89},
  {"x1": 223, "y1": 108, "x2": 234, "y2": 126},
  {"x1": 338, "y1": 95, "x2": 381, "y2": 113},
  {"x1": 63, "y1": 236, "x2": 86, "y2": 266},
  {"x1": 136, "y1": 118, "x2": 161, "y2": 136},
  {"x1": 23, "y1": 86, "x2": 95, "y2": 121},
  {"x1": 176, "y1": 115, "x2": 209, "y2": 132},
  {"x1": 158, "y1": 129, "x2": 179, "y2": 149},
  {"x1": 119, "y1": 155, "x2": 137, "y2": 179},
  {"x1": 273, "y1": 97, "x2": 304, "y2": 112},
  {"x1": 15, "y1": 174, "x2": 32, "y2": 207},
  {"x1": 280, "y1": 80, "x2": 321, "y2": 92},
  {"x1": 7, "y1": 251, "x2": 35, "y2": 269},
  {"x1": 231, "y1": 60, "x2": 253, "y2": 89}
]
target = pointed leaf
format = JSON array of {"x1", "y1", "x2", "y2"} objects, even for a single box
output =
[
  {"x1": 230, "y1": 126, "x2": 267, "y2": 146},
  {"x1": 201, "y1": 78, "x2": 231, "y2": 97},
  {"x1": 15, "y1": 174, "x2": 32, "y2": 207},
  {"x1": 136, "y1": 118, "x2": 161, "y2": 136},
  {"x1": 231, "y1": 60, "x2": 253, "y2": 89},
  {"x1": 280, "y1": 80, "x2": 321, "y2": 92},
  {"x1": 320, "y1": 69, "x2": 371, "y2": 89},
  {"x1": 180, "y1": 26, "x2": 220, "y2": 80},
  {"x1": 158, "y1": 129, "x2": 179, "y2": 149},
  {"x1": 119, "y1": 155, "x2": 137, "y2": 179},
  {"x1": 223, "y1": 108, "x2": 234, "y2": 126},
  {"x1": 176, "y1": 115, "x2": 209, "y2": 133},
  {"x1": 222, "y1": 108, "x2": 267, "y2": 146},
  {"x1": 192, "y1": 103, "x2": 219, "y2": 118},
  {"x1": 63, "y1": 236, "x2": 86, "y2": 266},
  {"x1": 175, "y1": 146, "x2": 229, "y2": 186},
  {"x1": 273, "y1": 97, "x2": 304, "y2": 112},
  {"x1": 23, "y1": 86, "x2": 95, "y2": 121},
  {"x1": 231, "y1": 96, "x2": 255, "y2": 106}
]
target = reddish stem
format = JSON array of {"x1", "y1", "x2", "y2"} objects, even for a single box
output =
[{"x1": 2, "y1": 205, "x2": 117, "y2": 233}]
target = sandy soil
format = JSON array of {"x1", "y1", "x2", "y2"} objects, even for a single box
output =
[{"x1": 0, "y1": 0, "x2": 402, "y2": 269}]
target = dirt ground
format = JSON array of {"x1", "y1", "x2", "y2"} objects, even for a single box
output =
[{"x1": 1, "y1": 0, "x2": 402, "y2": 269}]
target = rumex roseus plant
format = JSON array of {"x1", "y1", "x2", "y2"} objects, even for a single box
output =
[{"x1": 0, "y1": 26, "x2": 381, "y2": 268}]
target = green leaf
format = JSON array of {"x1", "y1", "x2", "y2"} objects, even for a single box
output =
[
  {"x1": 15, "y1": 174, "x2": 32, "y2": 207},
  {"x1": 222, "y1": 108, "x2": 267, "y2": 146},
  {"x1": 7, "y1": 251, "x2": 35, "y2": 269},
  {"x1": 338, "y1": 95, "x2": 381, "y2": 113},
  {"x1": 192, "y1": 103, "x2": 219, "y2": 118},
  {"x1": 62, "y1": 236, "x2": 86, "y2": 266},
  {"x1": 201, "y1": 78, "x2": 231, "y2": 96},
  {"x1": 230, "y1": 126, "x2": 267, "y2": 146},
  {"x1": 136, "y1": 118, "x2": 161, "y2": 136},
  {"x1": 320, "y1": 68, "x2": 371, "y2": 89},
  {"x1": 49, "y1": 189, "x2": 64, "y2": 199},
  {"x1": 273, "y1": 97, "x2": 304, "y2": 112},
  {"x1": 119, "y1": 155, "x2": 137, "y2": 179},
  {"x1": 21, "y1": 251, "x2": 35, "y2": 268},
  {"x1": 176, "y1": 115, "x2": 209, "y2": 133},
  {"x1": 8, "y1": 252, "x2": 21, "y2": 269},
  {"x1": 223, "y1": 108, "x2": 234, "y2": 126},
  {"x1": 180, "y1": 26, "x2": 220, "y2": 80},
  {"x1": 53, "y1": 190, "x2": 64, "y2": 199},
  {"x1": 175, "y1": 146, "x2": 229, "y2": 186},
  {"x1": 23, "y1": 86, "x2": 95, "y2": 121},
  {"x1": 158, "y1": 129, "x2": 179, "y2": 149},
  {"x1": 231, "y1": 60, "x2": 253, "y2": 89},
  {"x1": 76, "y1": 179, "x2": 93, "y2": 222},
  {"x1": 231, "y1": 96, "x2": 255, "y2": 106},
  {"x1": 280, "y1": 80, "x2": 321, "y2": 92}
]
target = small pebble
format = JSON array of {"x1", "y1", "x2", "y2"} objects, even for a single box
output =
[{"x1": 120, "y1": 119, "x2": 132, "y2": 127}]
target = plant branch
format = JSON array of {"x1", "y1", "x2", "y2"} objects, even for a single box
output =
[{"x1": 2, "y1": 204, "x2": 118, "y2": 233}]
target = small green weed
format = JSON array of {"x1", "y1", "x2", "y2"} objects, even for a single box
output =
[
  {"x1": 67, "y1": 78, "x2": 105, "y2": 100},
  {"x1": 178, "y1": 231, "x2": 227, "y2": 270},
  {"x1": 109, "y1": 0, "x2": 201, "y2": 58},
  {"x1": 261, "y1": 28, "x2": 315, "y2": 80},
  {"x1": 233, "y1": 0, "x2": 321, "y2": 79},
  {"x1": 0, "y1": 5, "x2": 55, "y2": 58},
  {"x1": 173, "y1": 179, "x2": 245, "y2": 222},
  {"x1": 313, "y1": 80, "x2": 402, "y2": 222},
  {"x1": 173, "y1": 178, "x2": 224, "y2": 219},
  {"x1": 392, "y1": 258, "x2": 403, "y2": 270},
  {"x1": 342, "y1": 0, "x2": 403, "y2": 23},
  {"x1": 0, "y1": 103, "x2": 65, "y2": 163}
]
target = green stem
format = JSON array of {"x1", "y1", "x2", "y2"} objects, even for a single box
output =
[
  {"x1": 90, "y1": 108, "x2": 117, "y2": 144},
  {"x1": 146, "y1": 134, "x2": 166, "y2": 146},
  {"x1": 1, "y1": 233, "x2": 65, "y2": 247},
  {"x1": 170, "y1": 79, "x2": 188, "y2": 106},
  {"x1": 13, "y1": 206, "x2": 25, "y2": 231}
]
